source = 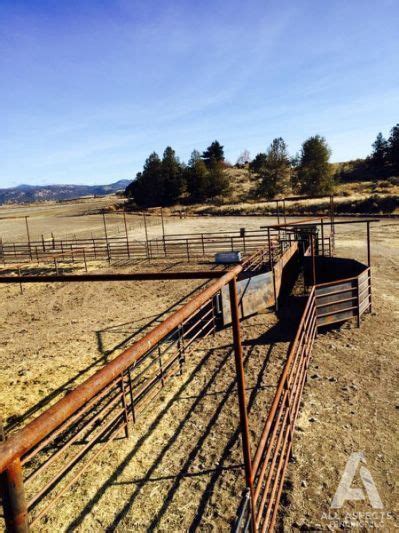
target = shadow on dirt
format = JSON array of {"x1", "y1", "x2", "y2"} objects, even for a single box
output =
[
  {"x1": 66, "y1": 296, "x2": 300, "y2": 530},
  {"x1": 5, "y1": 281, "x2": 209, "y2": 433}
]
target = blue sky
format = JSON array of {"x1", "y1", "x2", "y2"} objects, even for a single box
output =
[{"x1": 1, "y1": 0, "x2": 398, "y2": 187}]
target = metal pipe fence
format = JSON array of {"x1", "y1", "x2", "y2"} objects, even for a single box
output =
[
  {"x1": 315, "y1": 266, "x2": 371, "y2": 327},
  {"x1": 0, "y1": 247, "x2": 272, "y2": 531},
  {"x1": 0, "y1": 231, "x2": 371, "y2": 532},
  {"x1": 234, "y1": 263, "x2": 372, "y2": 532},
  {"x1": 234, "y1": 287, "x2": 317, "y2": 533},
  {"x1": 0, "y1": 228, "x2": 297, "y2": 265}
]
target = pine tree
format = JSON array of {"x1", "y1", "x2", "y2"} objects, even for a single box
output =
[
  {"x1": 257, "y1": 138, "x2": 291, "y2": 199},
  {"x1": 387, "y1": 124, "x2": 399, "y2": 174},
  {"x1": 186, "y1": 150, "x2": 210, "y2": 202},
  {"x1": 296, "y1": 136, "x2": 334, "y2": 196},
  {"x1": 371, "y1": 132, "x2": 388, "y2": 173},
  {"x1": 250, "y1": 153, "x2": 267, "y2": 173},
  {"x1": 207, "y1": 160, "x2": 230, "y2": 197},
  {"x1": 202, "y1": 141, "x2": 225, "y2": 168},
  {"x1": 161, "y1": 146, "x2": 184, "y2": 205},
  {"x1": 125, "y1": 152, "x2": 162, "y2": 207}
]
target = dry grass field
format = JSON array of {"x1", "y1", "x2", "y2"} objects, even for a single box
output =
[{"x1": 0, "y1": 200, "x2": 398, "y2": 531}]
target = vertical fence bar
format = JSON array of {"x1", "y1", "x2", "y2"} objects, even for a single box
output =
[
  {"x1": 120, "y1": 373, "x2": 130, "y2": 438},
  {"x1": 310, "y1": 235, "x2": 316, "y2": 286},
  {"x1": 102, "y1": 212, "x2": 110, "y2": 263},
  {"x1": 177, "y1": 325, "x2": 185, "y2": 375},
  {"x1": 158, "y1": 345, "x2": 165, "y2": 387},
  {"x1": 229, "y1": 278, "x2": 256, "y2": 533},
  {"x1": 267, "y1": 227, "x2": 272, "y2": 269},
  {"x1": 161, "y1": 208, "x2": 166, "y2": 256},
  {"x1": 143, "y1": 213, "x2": 150, "y2": 260},
  {"x1": 91, "y1": 235, "x2": 96, "y2": 259},
  {"x1": 2, "y1": 458, "x2": 29, "y2": 533},
  {"x1": 127, "y1": 366, "x2": 136, "y2": 424},
  {"x1": 366, "y1": 221, "x2": 371, "y2": 267},
  {"x1": 123, "y1": 211, "x2": 131, "y2": 259},
  {"x1": 24, "y1": 217, "x2": 32, "y2": 261}
]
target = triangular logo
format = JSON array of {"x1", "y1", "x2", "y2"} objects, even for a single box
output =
[{"x1": 331, "y1": 451, "x2": 383, "y2": 509}]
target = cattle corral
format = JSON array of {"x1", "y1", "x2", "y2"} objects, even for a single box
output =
[{"x1": 0, "y1": 200, "x2": 398, "y2": 532}]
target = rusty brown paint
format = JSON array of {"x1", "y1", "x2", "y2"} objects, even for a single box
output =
[
  {"x1": 229, "y1": 278, "x2": 256, "y2": 533},
  {"x1": 2, "y1": 458, "x2": 29, "y2": 533},
  {"x1": 0, "y1": 255, "x2": 253, "y2": 473},
  {"x1": 0, "y1": 271, "x2": 224, "y2": 284}
]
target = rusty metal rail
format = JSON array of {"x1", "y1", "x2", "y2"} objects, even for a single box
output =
[
  {"x1": 234, "y1": 268, "x2": 373, "y2": 531},
  {"x1": 253, "y1": 288, "x2": 317, "y2": 531},
  {"x1": 0, "y1": 229, "x2": 279, "y2": 264},
  {"x1": 0, "y1": 247, "x2": 273, "y2": 531},
  {"x1": 0, "y1": 227, "x2": 308, "y2": 265},
  {"x1": 234, "y1": 287, "x2": 317, "y2": 532}
]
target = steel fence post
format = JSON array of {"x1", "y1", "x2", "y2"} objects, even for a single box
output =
[
  {"x1": 2, "y1": 458, "x2": 29, "y2": 533},
  {"x1": 229, "y1": 277, "x2": 256, "y2": 533}
]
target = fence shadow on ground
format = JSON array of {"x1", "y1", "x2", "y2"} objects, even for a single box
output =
[
  {"x1": 65, "y1": 310, "x2": 291, "y2": 531},
  {"x1": 5, "y1": 281, "x2": 209, "y2": 433},
  {"x1": 95, "y1": 280, "x2": 209, "y2": 361}
]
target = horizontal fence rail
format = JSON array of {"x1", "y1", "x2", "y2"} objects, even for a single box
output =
[
  {"x1": 237, "y1": 288, "x2": 317, "y2": 533},
  {"x1": 0, "y1": 247, "x2": 274, "y2": 531},
  {"x1": 0, "y1": 225, "x2": 333, "y2": 266},
  {"x1": 235, "y1": 265, "x2": 372, "y2": 532}
]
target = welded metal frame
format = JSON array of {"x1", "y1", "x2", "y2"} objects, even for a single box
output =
[
  {"x1": 0, "y1": 247, "x2": 274, "y2": 532},
  {"x1": 0, "y1": 219, "x2": 377, "y2": 532}
]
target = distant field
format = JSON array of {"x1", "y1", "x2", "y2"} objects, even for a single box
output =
[{"x1": 0, "y1": 196, "x2": 156, "y2": 243}]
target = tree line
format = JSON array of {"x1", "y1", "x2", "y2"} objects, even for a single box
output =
[
  {"x1": 125, "y1": 125, "x2": 398, "y2": 207},
  {"x1": 125, "y1": 141, "x2": 229, "y2": 207},
  {"x1": 249, "y1": 135, "x2": 333, "y2": 199},
  {"x1": 369, "y1": 123, "x2": 399, "y2": 177},
  {"x1": 126, "y1": 136, "x2": 333, "y2": 207}
]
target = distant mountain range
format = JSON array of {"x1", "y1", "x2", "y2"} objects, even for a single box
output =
[{"x1": 0, "y1": 180, "x2": 131, "y2": 204}]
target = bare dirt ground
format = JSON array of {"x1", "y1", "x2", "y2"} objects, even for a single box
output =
[{"x1": 0, "y1": 202, "x2": 398, "y2": 531}]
